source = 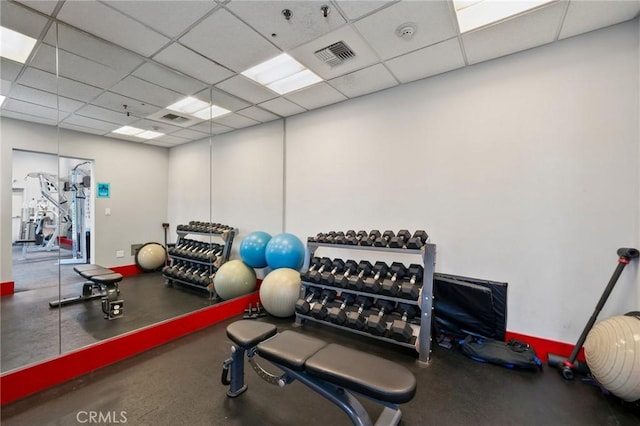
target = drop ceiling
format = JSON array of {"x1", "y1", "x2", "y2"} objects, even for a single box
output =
[{"x1": 1, "y1": 0, "x2": 639, "y2": 147}]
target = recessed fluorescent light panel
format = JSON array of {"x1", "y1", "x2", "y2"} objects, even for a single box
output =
[
  {"x1": 453, "y1": 0, "x2": 554, "y2": 33},
  {"x1": 113, "y1": 126, "x2": 164, "y2": 140},
  {"x1": 166, "y1": 96, "x2": 230, "y2": 120},
  {"x1": 242, "y1": 53, "x2": 322, "y2": 95},
  {"x1": 0, "y1": 26, "x2": 37, "y2": 63}
]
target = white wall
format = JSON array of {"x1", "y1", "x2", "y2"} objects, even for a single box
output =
[
  {"x1": 285, "y1": 20, "x2": 639, "y2": 344},
  {"x1": 1, "y1": 117, "x2": 169, "y2": 282},
  {"x1": 167, "y1": 120, "x2": 284, "y2": 260}
]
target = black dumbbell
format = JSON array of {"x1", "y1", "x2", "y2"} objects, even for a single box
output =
[
  {"x1": 380, "y1": 262, "x2": 407, "y2": 296},
  {"x1": 301, "y1": 257, "x2": 322, "y2": 281},
  {"x1": 390, "y1": 304, "x2": 421, "y2": 342},
  {"x1": 345, "y1": 295, "x2": 374, "y2": 330},
  {"x1": 399, "y1": 264, "x2": 423, "y2": 300},
  {"x1": 362, "y1": 261, "x2": 389, "y2": 294},
  {"x1": 310, "y1": 289, "x2": 338, "y2": 320},
  {"x1": 335, "y1": 260, "x2": 359, "y2": 288},
  {"x1": 327, "y1": 293, "x2": 356, "y2": 325},
  {"x1": 389, "y1": 230, "x2": 411, "y2": 248},
  {"x1": 346, "y1": 261, "x2": 373, "y2": 291},
  {"x1": 406, "y1": 230, "x2": 429, "y2": 249},
  {"x1": 332, "y1": 231, "x2": 346, "y2": 244},
  {"x1": 308, "y1": 257, "x2": 333, "y2": 283},
  {"x1": 320, "y1": 258, "x2": 345, "y2": 286},
  {"x1": 323, "y1": 231, "x2": 338, "y2": 244},
  {"x1": 373, "y1": 230, "x2": 395, "y2": 247},
  {"x1": 360, "y1": 230, "x2": 382, "y2": 246},
  {"x1": 295, "y1": 286, "x2": 322, "y2": 315},
  {"x1": 366, "y1": 300, "x2": 396, "y2": 336},
  {"x1": 345, "y1": 230, "x2": 368, "y2": 245}
]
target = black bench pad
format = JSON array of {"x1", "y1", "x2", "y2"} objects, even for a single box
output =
[
  {"x1": 73, "y1": 264, "x2": 105, "y2": 273},
  {"x1": 91, "y1": 273, "x2": 123, "y2": 284},
  {"x1": 226, "y1": 320, "x2": 277, "y2": 349},
  {"x1": 257, "y1": 330, "x2": 327, "y2": 371},
  {"x1": 305, "y1": 343, "x2": 417, "y2": 404}
]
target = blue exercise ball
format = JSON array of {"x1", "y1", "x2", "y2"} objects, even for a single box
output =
[
  {"x1": 265, "y1": 233, "x2": 305, "y2": 270},
  {"x1": 239, "y1": 231, "x2": 272, "y2": 268}
]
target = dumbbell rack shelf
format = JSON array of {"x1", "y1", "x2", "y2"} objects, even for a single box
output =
[
  {"x1": 164, "y1": 227, "x2": 237, "y2": 298},
  {"x1": 296, "y1": 241, "x2": 436, "y2": 366}
]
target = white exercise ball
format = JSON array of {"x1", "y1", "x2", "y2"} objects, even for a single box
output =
[
  {"x1": 214, "y1": 260, "x2": 257, "y2": 301},
  {"x1": 135, "y1": 242, "x2": 166, "y2": 271},
  {"x1": 584, "y1": 314, "x2": 640, "y2": 402},
  {"x1": 259, "y1": 268, "x2": 301, "y2": 318}
]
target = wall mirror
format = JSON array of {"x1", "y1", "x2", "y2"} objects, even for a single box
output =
[{"x1": 1, "y1": 2, "x2": 285, "y2": 373}]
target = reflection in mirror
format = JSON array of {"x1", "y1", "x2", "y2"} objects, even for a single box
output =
[{"x1": 1, "y1": 3, "x2": 286, "y2": 374}]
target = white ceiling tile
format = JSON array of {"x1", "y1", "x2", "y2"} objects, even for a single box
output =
[
  {"x1": 354, "y1": 0, "x2": 458, "y2": 60},
  {"x1": 190, "y1": 121, "x2": 234, "y2": 135},
  {"x1": 210, "y1": 88, "x2": 251, "y2": 111},
  {"x1": 59, "y1": 123, "x2": 108, "y2": 136},
  {"x1": 107, "y1": 132, "x2": 146, "y2": 143},
  {"x1": 2, "y1": 98, "x2": 59, "y2": 121},
  {"x1": 75, "y1": 104, "x2": 138, "y2": 125},
  {"x1": 133, "y1": 118, "x2": 185, "y2": 135},
  {"x1": 385, "y1": 37, "x2": 465, "y2": 83},
  {"x1": 14, "y1": 1, "x2": 58, "y2": 16},
  {"x1": 58, "y1": 77, "x2": 104, "y2": 102},
  {"x1": 0, "y1": 1, "x2": 49, "y2": 39},
  {"x1": 285, "y1": 82, "x2": 347, "y2": 110},
  {"x1": 91, "y1": 92, "x2": 161, "y2": 118},
  {"x1": 1, "y1": 79, "x2": 12, "y2": 95},
  {"x1": 328, "y1": 63, "x2": 398, "y2": 98},
  {"x1": 133, "y1": 62, "x2": 206, "y2": 95},
  {"x1": 215, "y1": 75, "x2": 278, "y2": 104},
  {"x1": 212, "y1": 113, "x2": 259, "y2": 129},
  {"x1": 559, "y1": 0, "x2": 640, "y2": 40},
  {"x1": 104, "y1": 0, "x2": 219, "y2": 38},
  {"x1": 334, "y1": 0, "x2": 396, "y2": 20},
  {"x1": 30, "y1": 44, "x2": 127, "y2": 89},
  {"x1": 44, "y1": 24, "x2": 144, "y2": 74},
  {"x1": 10, "y1": 84, "x2": 85, "y2": 112},
  {"x1": 462, "y1": 1, "x2": 567, "y2": 65},
  {"x1": 61, "y1": 114, "x2": 120, "y2": 132},
  {"x1": 1, "y1": 58, "x2": 23, "y2": 81},
  {"x1": 171, "y1": 128, "x2": 209, "y2": 141},
  {"x1": 236, "y1": 106, "x2": 281, "y2": 122},
  {"x1": 110, "y1": 76, "x2": 182, "y2": 108},
  {"x1": 57, "y1": 1, "x2": 170, "y2": 57},
  {"x1": 179, "y1": 8, "x2": 281, "y2": 72},
  {"x1": 151, "y1": 134, "x2": 191, "y2": 145},
  {"x1": 16, "y1": 66, "x2": 56, "y2": 93},
  {"x1": 0, "y1": 109, "x2": 57, "y2": 126},
  {"x1": 259, "y1": 97, "x2": 306, "y2": 116},
  {"x1": 227, "y1": 1, "x2": 347, "y2": 51},
  {"x1": 153, "y1": 43, "x2": 233, "y2": 85},
  {"x1": 290, "y1": 25, "x2": 380, "y2": 80}
]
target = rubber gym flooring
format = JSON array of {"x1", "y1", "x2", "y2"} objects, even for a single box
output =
[{"x1": 2, "y1": 314, "x2": 639, "y2": 426}]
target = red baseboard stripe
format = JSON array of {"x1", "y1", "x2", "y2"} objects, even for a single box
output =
[
  {"x1": 0, "y1": 281, "x2": 15, "y2": 296},
  {"x1": 0, "y1": 291, "x2": 260, "y2": 406},
  {"x1": 109, "y1": 264, "x2": 143, "y2": 277},
  {"x1": 505, "y1": 331, "x2": 585, "y2": 362}
]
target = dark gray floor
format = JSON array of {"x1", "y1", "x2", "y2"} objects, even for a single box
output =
[
  {"x1": 2, "y1": 315, "x2": 638, "y2": 426},
  {"x1": 2, "y1": 251, "x2": 215, "y2": 372}
]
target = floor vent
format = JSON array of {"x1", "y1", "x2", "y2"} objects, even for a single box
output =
[{"x1": 314, "y1": 41, "x2": 355, "y2": 67}]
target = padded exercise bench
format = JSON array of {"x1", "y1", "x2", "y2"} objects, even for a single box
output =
[
  {"x1": 222, "y1": 320, "x2": 416, "y2": 426},
  {"x1": 49, "y1": 264, "x2": 124, "y2": 320}
]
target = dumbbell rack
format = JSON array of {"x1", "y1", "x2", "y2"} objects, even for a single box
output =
[
  {"x1": 295, "y1": 241, "x2": 436, "y2": 366},
  {"x1": 163, "y1": 224, "x2": 237, "y2": 298}
]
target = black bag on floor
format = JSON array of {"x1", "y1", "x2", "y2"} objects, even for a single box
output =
[{"x1": 459, "y1": 336, "x2": 542, "y2": 371}]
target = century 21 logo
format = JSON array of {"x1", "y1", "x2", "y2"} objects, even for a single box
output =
[{"x1": 76, "y1": 411, "x2": 128, "y2": 423}]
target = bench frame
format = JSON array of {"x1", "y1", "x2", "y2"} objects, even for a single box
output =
[
  {"x1": 49, "y1": 264, "x2": 124, "y2": 320},
  {"x1": 222, "y1": 328, "x2": 408, "y2": 426}
]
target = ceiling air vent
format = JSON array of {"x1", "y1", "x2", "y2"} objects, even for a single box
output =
[
  {"x1": 314, "y1": 41, "x2": 355, "y2": 67},
  {"x1": 161, "y1": 113, "x2": 190, "y2": 124}
]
